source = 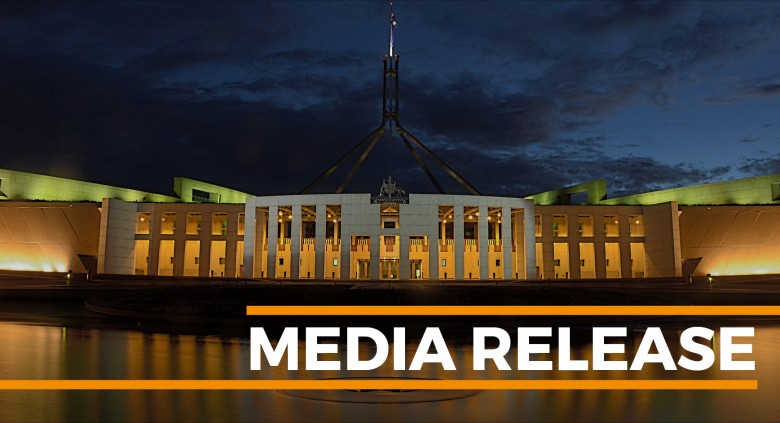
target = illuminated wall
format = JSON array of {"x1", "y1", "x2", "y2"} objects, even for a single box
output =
[
  {"x1": 0, "y1": 202, "x2": 100, "y2": 273},
  {"x1": 0, "y1": 168, "x2": 252, "y2": 204},
  {"x1": 0, "y1": 168, "x2": 178, "y2": 203},
  {"x1": 527, "y1": 173, "x2": 780, "y2": 206},
  {"x1": 680, "y1": 206, "x2": 780, "y2": 276}
]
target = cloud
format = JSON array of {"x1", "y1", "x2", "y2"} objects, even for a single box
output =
[
  {"x1": 0, "y1": 1, "x2": 778, "y2": 199},
  {"x1": 738, "y1": 136, "x2": 762, "y2": 144},
  {"x1": 739, "y1": 154, "x2": 780, "y2": 176}
]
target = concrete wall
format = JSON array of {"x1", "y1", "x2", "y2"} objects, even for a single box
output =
[
  {"x1": 643, "y1": 202, "x2": 682, "y2": 278},
  {"x1": 0, "y1": 202, "x2": 101, "y2": 273},
  {"x1": 680, "y1": 205, "x2": 780, "y2": 276},
  {"x1": 98, "y1": 199, "x2": 138, "y2": 274}
]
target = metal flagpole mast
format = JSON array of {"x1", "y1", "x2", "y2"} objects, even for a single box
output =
[
  {"x1": 388, "y1": 3, "x2": 394, "y2": 179},
  {"x1": 300, "y1": 3, "x2": 481, "y2": 196}
]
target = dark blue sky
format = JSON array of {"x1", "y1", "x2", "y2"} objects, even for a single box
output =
[{"x1": 1, "y1": 1, "x2": 779, "y2": 198}]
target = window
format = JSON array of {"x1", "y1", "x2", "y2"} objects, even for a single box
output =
[
  {"x1": 160, "y1": 212, "x2": 176, "y2": 235},
  {"x1": 238, "y1": 213, "x2": 245, "y2": 235},
  {"x1": 580, "y1": 259, "x2": 585, "y2": 266},
  {"x1": 496, "y1": 259, "x2": 501, "y2": 266},
  {"x1": 333, "y1": 259, "x2": 338, "y2": 266},
  {"x1": 535, "y1": 215, "x2": 542, "y2": 237},
  {"x1": 442, "y1": 259, "x2": 447, "y2": 267},
  {"x1": 192, "y1": 189, "x2": 211, "y2": 203},
  {"x1": 578, "y1": 215, "x2": 593, "y2": 237},
  {"x1": 186, "y1": 212, "x2": 202, "y2": 235},
  {"x1": 552, "y1": 215, "x2": 568, "y2": 237},
  {"x1": 384, "y1": 221, "x2": 396, "y2": 228},
  {"x1": 629, "y1": 215, "x2": 644, "y2": 237},
  {"x1": 279, "y1": 258, "x2": 284, "y2": 265},
  {"x1": 212, "y1": 213, "x2": 228, "y2": 235},
  {"x1": 136, "y1": 212, "x2": 151, "y2": 234},
  {"x1": 604, "y1": 215, "x2": 619, "y2": 237}
]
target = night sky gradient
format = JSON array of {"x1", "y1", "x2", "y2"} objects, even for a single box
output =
[{"x1": 1, "y1": 1, "x2": 779, "y2": 198}]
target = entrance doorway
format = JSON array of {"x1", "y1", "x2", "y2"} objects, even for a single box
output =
[
  {"x1": 357, "y1": 260, "x2": 370, "y2": 279},
  {"x1": 380, "y1": 259, "x2": 399, "y2": 279},
  {"x1": 410, "y1": 260, "x2": 422, "y2": 279}
]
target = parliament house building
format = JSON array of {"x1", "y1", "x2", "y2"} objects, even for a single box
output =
[{"x1": 2, "y1": 167, "x2": 780, "y2": 282}]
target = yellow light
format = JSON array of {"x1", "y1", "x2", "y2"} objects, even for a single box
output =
[
  {"x1": 333, "y1": 219, "x2": 337, "y2": 223},
  {"x1": 487, "y1": 216, "x2": 491, "y2": 220},
  {"x1": 498, "y1": 220, "x2": 502, "y2": 223},
  {"x1": 279, "y1": 211, "x2": 283, "y2": 216},
  {"x1": 635, "y1": 220, "x2": 640, "y2": 224},
  {"x1": 476, "y1": 212, "x2": 480, "y2": 216},
  {"x1": 469, "y1": 216, "x2": 473, "y2": 220},
  {"x1": 449, "y1": 215, "x2": 453, "y2": 218},
  {"x1": 278, "y1": 219, "x2": 282, "y2": 222},
  {"x1": 328, "y1": 214, "x2": 331, "y2": 218},
  {"x1": 498, "y1": 212, "x2": 501, "y2": 217},
  {"x1": 289, "y1": 215, "x2": 292, "y2": 219},
  {"x1": 140, "y1": 218, "x2": 144, "y2": 221},
  {"x1": 443, "y1": 220, "x2": 447, "y2": 223}
]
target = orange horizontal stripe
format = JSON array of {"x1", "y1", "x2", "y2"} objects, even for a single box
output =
[
  {"x1": 246, "y1": 305, "x2": 780, "y2": 316},
  {"x1": 0, "y1": 380, "x2": 756, "y2": 390}
]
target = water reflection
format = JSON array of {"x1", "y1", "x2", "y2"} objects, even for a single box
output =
[{"x1": 0, "y1": 321, "x2": 777, "y2": 422}]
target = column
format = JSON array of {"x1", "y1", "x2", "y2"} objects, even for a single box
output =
[
  {"x1": 340, "y1": 204, "x2": 350, "y2": 279},
  {"x1": 315, "y1": 204, "x2": 326, "y2": 279},
  {"x1": 502, "y1": 205, "x2": 512, "y2": 280},
  {"x1": 290, "y1": 205, "x2": 301, "y2": 279},
  {"x1": 568, "y1": 212, "x2": 581, "y2": 279},
  {"x1": 243, "y1": 201, "x2": 255, "y2": 278},
  {"x1": 523, "y1": 202, "x2": 536, "y2": 280},
  {"x1": 454, "y1": 203, "x2": 464, "y2": 280},
  {"x1": 267, "y1": 205, "x2": 278, "y2": 278},
  {"x1": 478, "y1": 205, "x2": 489, "y2": 280},
  {"x1": 172, "y1": 210, "x2": 186, "y2": 276},
  {"x1": 370, "y1": 234, "x2": 380, "y2": 280},
  {"x1": 593, "y1": 212, "x2": 606, "y2": 279}
]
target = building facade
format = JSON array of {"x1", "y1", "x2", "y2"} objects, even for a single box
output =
[{"x1": 2, "y1": 167, "x2": 780, "y2": 280}]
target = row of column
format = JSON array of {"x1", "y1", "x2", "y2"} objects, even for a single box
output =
[{"x1": 242, "y1": 204, "x2": 536, "y2": 280}]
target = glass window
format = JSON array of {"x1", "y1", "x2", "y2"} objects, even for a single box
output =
[
  {"x1": 629, "y1": 215, "x2": 644, "y2": 237},
  {"x1": 535, "y1": 215, "x2": 542, "y2": 237},
  {"x1": 186, "y1": 212, "x2": 201, "y2": 235},
  {"x1": 578, "y1": 215, "x2": 593, "y2": 237},
  {"x1": 604, "y1": 215, "x2": 619, "y2": 237},
  {"x1": 212, "y1": 213, "x2": 228, "y2": 235},
  {"x1": 553, "y1": 215, "x2": 567, "y2": 237},
  {"x1": 160, "y1": 212, "x2": 176, "y2": 235},
  {"x1": 238, "y1": 213, "x2": 245, "y2": 235},
  {"x1": 136, "y1": 212, "x2": 151, "y2": 234}
]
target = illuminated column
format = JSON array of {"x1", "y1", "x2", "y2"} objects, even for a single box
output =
[
  {"x1": 290, "y1": 205, "x2": 301, "y2": 279},
  {"x1": 267, "y1": 205, "x2": 278, "y2": 278},
  {"x1": 242, "y1": 200, "x2": 255, "y2": 278},
  {"x1": 340, "y1": 203, "x2": 351, "y2": 280},
  {"x1": 478, "y1": 205, "x2": 489, "y2": 280},
  {"x1": 502, "y1": 205, "x2": 512, "y2": 280},
  {"x1": 315, "y1": 203, "x2": 326, "y2": 279},
  {"x1": 524, "y1": 202, "x2": 536, "y2": 280},
  {"x1": 427, "y1": 199, "x2": 439, "y2": 281},
  {"x1": 568, "y1": 212, "x2": 581, "y2": 280},
  {"x1": 399, "y1": 204, "x2": 409, "y2": 281},
  {"x1": 454, "y1": 200, "x2": 464, "y2": 280}
]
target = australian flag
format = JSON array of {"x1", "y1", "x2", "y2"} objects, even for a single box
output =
[{"x1": 391, "y1": 11, "x2": 397, "y2": 52}]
